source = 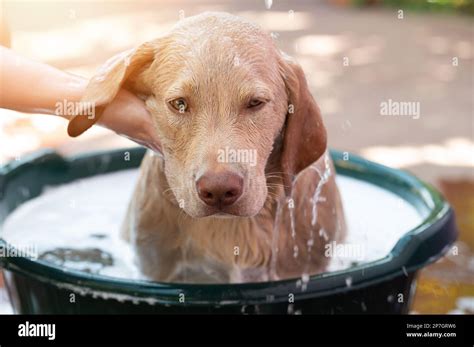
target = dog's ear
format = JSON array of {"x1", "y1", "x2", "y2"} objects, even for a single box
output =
[
  {"x1": 67, "y1": 41, "x2": 157, "y2": 137},
  {"x1": 279, "y1": 54, "x2": 327, "y2": 195}
]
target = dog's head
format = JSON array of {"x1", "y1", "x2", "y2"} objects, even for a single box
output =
[{"x1": 69, "y1": 12, "x2": 326, "y2": 218}]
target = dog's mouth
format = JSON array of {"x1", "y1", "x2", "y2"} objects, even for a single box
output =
[
  {"x1": 198, "y1": 206, "x2": 245, "y2": 218},
  {"x1": 188, "y1": 197, "x2": 263, "y2": 219},
  {"x1": 209, "y1": 211, "x2": 239, "y2": 219}
]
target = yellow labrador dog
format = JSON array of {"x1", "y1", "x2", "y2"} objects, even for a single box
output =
[{"x1": 68, "y1": 12, "x2": 346, "y2": 283}]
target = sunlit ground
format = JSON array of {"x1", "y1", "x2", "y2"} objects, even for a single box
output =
[{"x1": 0, "y1": 0, "x2": 473, "y2": 313}]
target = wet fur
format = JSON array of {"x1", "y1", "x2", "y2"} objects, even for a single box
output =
[{"x1": 69, "y1": 12, "x2": 346, "y2": 283}]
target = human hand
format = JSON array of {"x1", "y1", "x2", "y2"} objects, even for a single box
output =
[
  {"x1": 97, "y1": 88, "x2": 161, "y2": 153},
  {"x1": 0, "y1": 46, "x2": 161, "y2": 153}
]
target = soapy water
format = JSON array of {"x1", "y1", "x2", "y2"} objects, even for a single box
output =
[{"x1": 0, "y1": 168, "x2": 421, "y2": 281}]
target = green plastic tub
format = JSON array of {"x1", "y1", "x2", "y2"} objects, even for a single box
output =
[{"x1": 0, "y1": 148, "x2": 457, "y2": 314}]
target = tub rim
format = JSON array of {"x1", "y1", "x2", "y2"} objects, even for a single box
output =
[{"x1": 0, "y1": 148, "x2": 457, "y2": 306}]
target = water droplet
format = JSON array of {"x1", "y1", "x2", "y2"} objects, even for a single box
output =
[
  {"x1": 290, "y1": 207, "x2": 296, "y2": 240},
  {"x1": 287, "y1": 303, "x2": 294, "y2": 314},
  {"x1": 293, "y1": 245, "x2": 299, "y2": 258},
  {"x1": 345, "y1": 276, "x2": 352, "y2": 287},
  {"x1": 319, "y1": 229, "x2": 329, "y2": 241},
  {"x1": 402, "y1": 266, "x2": 408, "y2": 277},
  {"x1": 288, "y1": 10, "x2": 294, "y2": 21},
  {"x1": 301, "y1": 273, "x2": 309, "y2": 291},
  {"x1": 341, "y1": 119, "x2": 352, "y2": 131}
]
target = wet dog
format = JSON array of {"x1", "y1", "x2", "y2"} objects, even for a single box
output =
[{"x1": 69, "y1": 12, "x2": 346, "y2": 283}]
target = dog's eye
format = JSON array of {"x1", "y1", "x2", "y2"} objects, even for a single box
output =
[
  {"x1": 247, "y1": 99, "x2": 264, "y2": 109},
  {"x1": 169, "y1": 98, "x2": 188, "y2": 113}
]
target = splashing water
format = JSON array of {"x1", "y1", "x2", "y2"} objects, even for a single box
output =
[
  {"x1": 271, "y1": 152, "x2": 333, "y2": 276},
  {"x1": 319, "y1": 228, "x2": 329, "y2": 241},
  {"x1": 301, "y1": 273, "x2": 310, "y2": 292},
  {"x1": 289, "y1": 200, "x2": 296, "y2": 240},
  {"x1": 269, "y1": 199, "x2": 283, "y2": 280},
  {"x1": 309, "y1": 153, "x2": 332, "y2": 227},
  {"x1": 293, "y1": 245, "x2": 299, "y2": 258}
]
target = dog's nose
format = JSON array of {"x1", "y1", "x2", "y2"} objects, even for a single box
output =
[{"x1": 196, "y1": 171, "x2": 243, "y2": 207}]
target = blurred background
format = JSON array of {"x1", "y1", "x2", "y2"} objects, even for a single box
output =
[{"x1": 0, "y1": 0, "x2": 473, "y2": 313}]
